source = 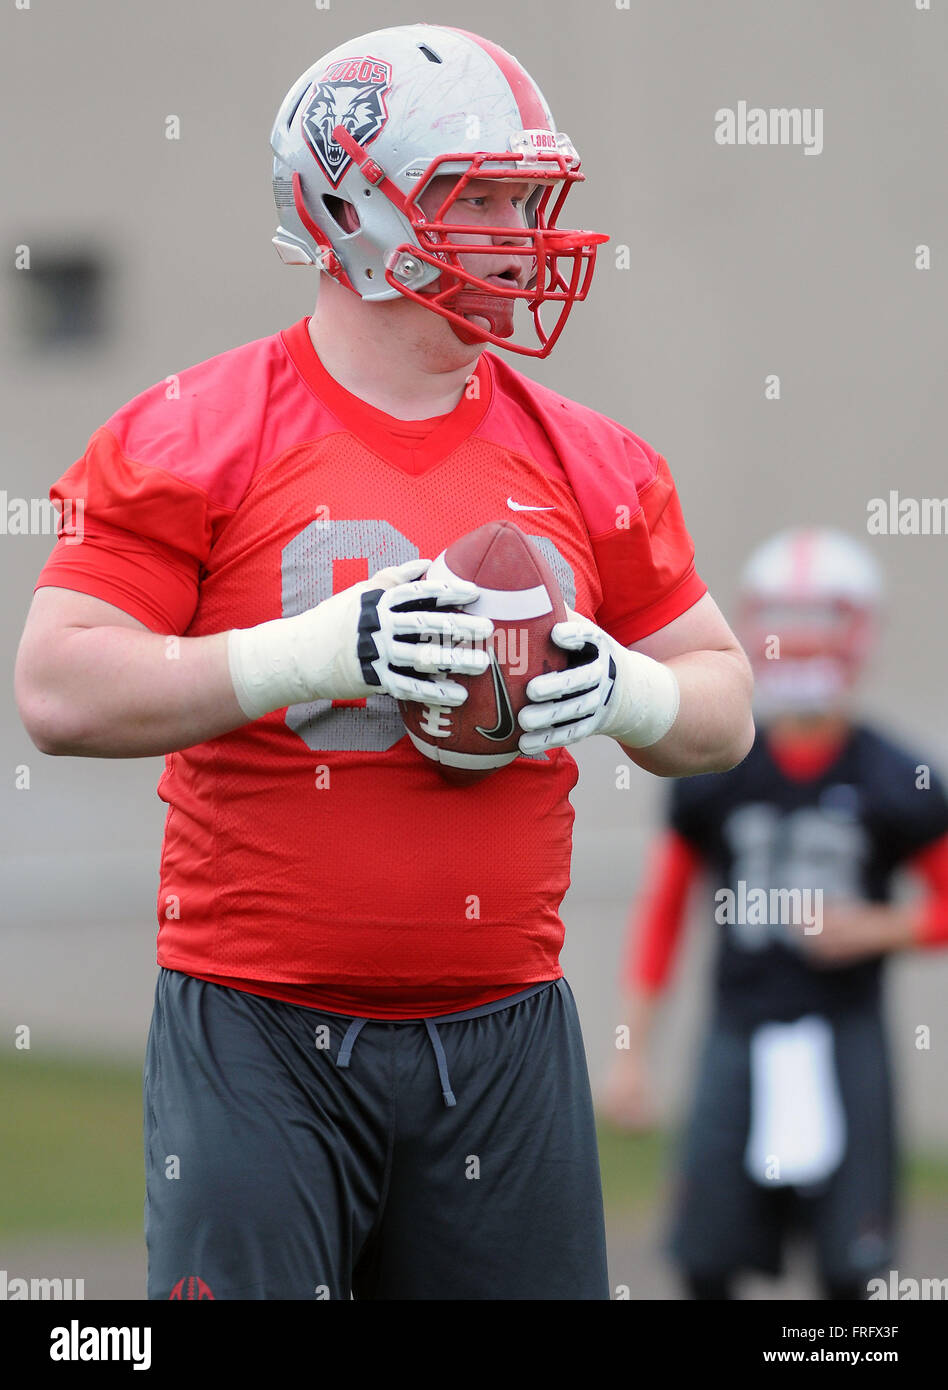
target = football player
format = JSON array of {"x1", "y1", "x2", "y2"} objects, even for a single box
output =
[
  {"x1": 603, "y1": 527, "x2": 948, "y2": 1299},
  {"x1": 15, "y1": 24, "x2": 753, "y2": 1300}
]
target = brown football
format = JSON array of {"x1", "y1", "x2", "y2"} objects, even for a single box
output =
[{"x1": 398, "y1": 520, "x2": 570, "y2": 786}]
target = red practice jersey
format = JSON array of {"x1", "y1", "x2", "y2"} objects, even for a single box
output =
[{"x1": 36, "y1": 317, "x2": 707, "y2": 1017}]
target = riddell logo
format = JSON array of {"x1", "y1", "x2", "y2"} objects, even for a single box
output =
[
  {"x1": 169, "y1": 1275, "x2": 215, "y2": 1300},
  {"x1": 302, "y1": 56, "x2": 393, "y2": 187}
]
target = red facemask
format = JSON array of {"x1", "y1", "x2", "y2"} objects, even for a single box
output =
[{"x1": 326, "y1": 129, "x2": 609, "y2": 357}]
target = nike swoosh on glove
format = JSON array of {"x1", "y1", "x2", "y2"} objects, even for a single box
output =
[{"x1": 517, "y1": 607, "x2": 680, "y2": 754}]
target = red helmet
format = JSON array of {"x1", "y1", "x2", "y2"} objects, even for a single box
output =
[
  {"x1": 737, "y1": 528, "x2": 883, "y2": 716},
  {"x1": 269, "y1": 24, "x2": 608, "y2": 357}
]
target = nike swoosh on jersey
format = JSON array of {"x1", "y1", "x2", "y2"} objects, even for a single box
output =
[
  {"x1": 475, "y1": 650, "x2": 517, "y2": 742},
  {"x1": 506, "y1": 497, "x2": 555, "y2": 512}
]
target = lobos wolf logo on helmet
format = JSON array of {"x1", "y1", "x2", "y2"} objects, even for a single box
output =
[{"x1": 301, "y1": 56, "x2": 393, "y2": 187}]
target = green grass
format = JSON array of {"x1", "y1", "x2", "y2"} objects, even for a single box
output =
[
  {"x1": 0, "y1": 1053, "x2": 144, "y2": 1238},
  {"x1": 902, "y1": 1150, "x2": 948, "y2": 1203},
  {"x1": 2, "y1": 1053, "x2": 947, "y2": 1238},
  {"x1": 596, "y1": 1123, "x2": 676, "y2": 1215}
]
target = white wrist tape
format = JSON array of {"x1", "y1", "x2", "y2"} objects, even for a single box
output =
[
  {"x1": 599, "y1": 637, "x2": 681, "y2": 748},
  {"x1": 227, "y1": 588, "x2": 365, "y2": 721}
]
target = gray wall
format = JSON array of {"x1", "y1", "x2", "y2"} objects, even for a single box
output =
[{"x1": 2, "y1": 1, "x2": 946, "y2": 1138}]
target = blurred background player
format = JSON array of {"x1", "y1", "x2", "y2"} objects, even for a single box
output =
[{"x1": 602, "y1": 527, "x2": 948, "y2": 1299}]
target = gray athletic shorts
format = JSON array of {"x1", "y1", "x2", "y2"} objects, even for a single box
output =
[{"x1": 143, "y1": 968, "x2": 609, "y2": 1300}]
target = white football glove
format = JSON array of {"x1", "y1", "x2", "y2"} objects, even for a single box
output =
[
  {"x1": 228, "y1": 559, "x2": 493, "y2": 721},
  {"x1": 517, "y1": 607, "x2": 680, "y2": 754}
]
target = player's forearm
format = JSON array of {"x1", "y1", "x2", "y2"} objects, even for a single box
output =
[
  {"x1": 620, "y1": 647, "x2": 755, "y2": 777},
  {"x1": 18, "y1": 560, "x2": 490, "y2": 759},
  {"x1": 18, "y1": 626, "x2": 247, "y2": 757},
  {"x1": 806, "y1": 900, "x2": 925, "y2": 962},
  {"x1": 619, "y1": 989, "x2": 660, "y2": 1053}
]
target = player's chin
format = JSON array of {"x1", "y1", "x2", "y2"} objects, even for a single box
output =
[{"x1": 414, "y1": 307, "x2": 485, "y2": 363}]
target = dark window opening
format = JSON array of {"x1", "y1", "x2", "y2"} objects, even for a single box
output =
[{"x1": 12, "y1": 248, "x2": 111, "y2": 351}]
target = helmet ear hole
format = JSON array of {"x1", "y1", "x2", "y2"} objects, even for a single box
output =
[{"x1": 322, "y1": 195, "x2": 361, "y2": 234}]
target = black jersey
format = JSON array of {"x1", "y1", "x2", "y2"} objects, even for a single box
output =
[{"x1": 670, "y1": 724, "x2": 948, "y2": 1025}]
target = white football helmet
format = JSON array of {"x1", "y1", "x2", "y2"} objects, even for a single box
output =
[
  {"x1": 738, "y1": 527, "x2": 883, "y2": 716},
  {"x1": 269, "y1": 23, "x2": 607, "y2": 357}
]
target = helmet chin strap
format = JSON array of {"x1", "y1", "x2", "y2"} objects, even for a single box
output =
[{"x1": 447, "y1": 291, "x2": 516, "y2": 344}]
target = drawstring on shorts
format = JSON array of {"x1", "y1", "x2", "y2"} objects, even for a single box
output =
[
  {"x1": 334, "y1": 1015, "x2": 456, "y2": 1108},
  {"x1": 331, "y1": 981, "x2": 555, "y2": 1108}
]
